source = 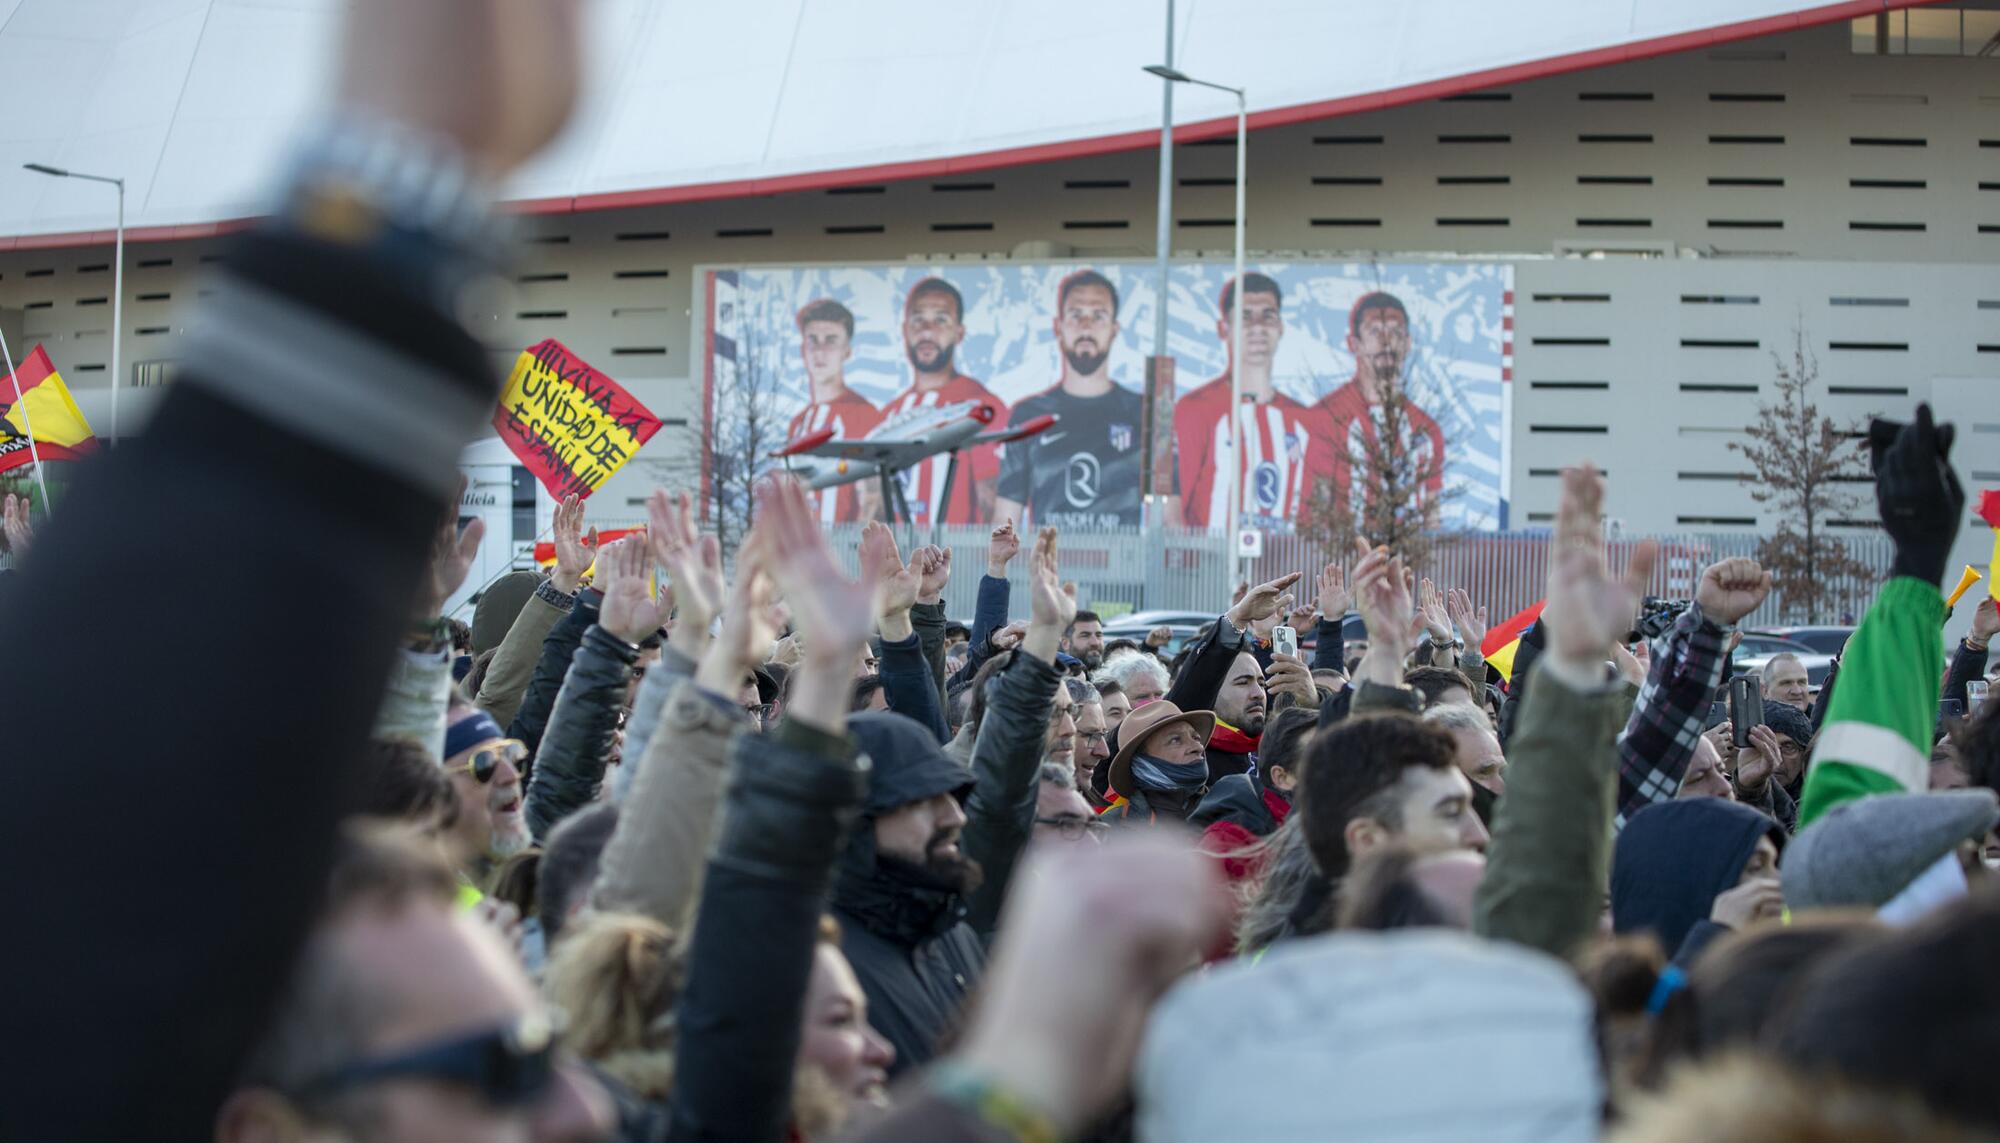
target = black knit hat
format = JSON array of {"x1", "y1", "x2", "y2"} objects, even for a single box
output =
[
  {"x1": 848, "y1": 711, "x2": 975, "y2": 817},
  {"x1": 1765, "y1": 701, "x2": 1815, "y2": 751}
]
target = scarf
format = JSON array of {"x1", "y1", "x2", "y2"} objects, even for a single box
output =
[
  {"x1": 1129, "y1": 753, "x2": 1210, "y2": 794},
  {"x1": 1210, "y1": 718, "x2": 1260, "y2": 757}
]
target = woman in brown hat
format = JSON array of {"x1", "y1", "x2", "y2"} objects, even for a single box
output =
[{"x1": 1101, "y1": 700, "x2": 1219, "y2": 825}]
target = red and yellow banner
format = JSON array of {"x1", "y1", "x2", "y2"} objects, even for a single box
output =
[
  {"x1": 493, "y1": 339, "x2": 663, "y2": 499},
  {"x1": 0, "y1": 344, "x2": 98, "y2": 474},
  {"x1": 1979, "y1": 490, "x2": 2000, "y2": 604}
]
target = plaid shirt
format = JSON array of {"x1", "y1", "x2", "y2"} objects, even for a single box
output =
[{"x1": 1615, "y1": 601, "x2": 1728, "y2": 828}]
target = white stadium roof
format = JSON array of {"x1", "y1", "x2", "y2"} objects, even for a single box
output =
[{"x1": 0, "y1": 0, "x2": 1929, "y2": 248}]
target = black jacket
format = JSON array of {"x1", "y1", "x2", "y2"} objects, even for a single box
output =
[
  {"x1": 508, "y1": 585, "x2": 600, "y2": 765},
  {"x1": 525, "y1": 622, "x2": 637, "y2": 841},
  {"x1": 1191, "y1": 772, "x2": 1282, "y2": 838},
  {"x1": 830, "y1": 707, "x2": 1035, "y2": 1078},
  {"x1": 670, "y1": 718, "x2": 867, "y2": 1143},
  {"x1": 0, "y1": 224, "x2": 499, "y2": 1139}
]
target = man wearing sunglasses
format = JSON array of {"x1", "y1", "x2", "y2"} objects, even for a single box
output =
[
  {"x1": 440, "y1": 706, "x2": 532, "y2": 897},
  {"x1": 218, "y1": 825, "x2": 610, "y2": 1141}
]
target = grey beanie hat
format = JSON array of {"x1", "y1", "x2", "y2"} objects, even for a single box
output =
[{"x1": 1782, "y1": 789, "x2": 1999, "y2": 911}]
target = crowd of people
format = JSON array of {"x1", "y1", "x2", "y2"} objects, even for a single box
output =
[{"x1": 3, "y1": 4, "x2": 1998, "y2": 1141}]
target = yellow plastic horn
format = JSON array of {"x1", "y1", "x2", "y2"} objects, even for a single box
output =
[{"x1": 1946, "y1": 564, "x2": 1983, "y2": 609}]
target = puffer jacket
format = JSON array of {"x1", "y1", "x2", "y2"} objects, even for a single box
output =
[
  {"x1": 525, "y1": 623, "x2": 637, "y2": 842},
  {"x1": 960, "y1": 649, "x2": 1062, "y2": 939}
]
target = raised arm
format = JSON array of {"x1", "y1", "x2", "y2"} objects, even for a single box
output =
[
  {"x1": 870, "y1": 522, "x2": 951, "y2": 742},
  {"x1": 525, "y1": 537, "x2": 660, "y2": 841},
  {"x1": 1613, "y1": 559, "x2": 1770, "y2": 828},
  {"x1": 668, "y1": 477, "x2": 882, "y2": 1143},
  {"x1": 374, "y1": 519, "x2": 482, "y2": 759},
  {"x1": 592, "y1": 524, "x2": 779, "y2": 930},
  {"x1": 504, "y1": 585, "x2": 599, "y2": 760},
  {"x1": 1800, "y1": 405, "x2": 1960, "y2": 825},
  {"x1": 1477, "y1": 465, "x2": 1655, "y2": 960},
  {"x1": 478, "y1": 494, "x2": 591, "y2": 725},
  {"x1": 0, "y1": 0, "x2": 581, "y2": 1131},
  {"x1": 1163, "y1": 571, "x2": 1303, "y2": 717},
  {"x1": 962, "y1": 527, "x2": 1072, "y2": 939},
  {"x1": 1310, "y1": 561, "x2": 1352, "y2": 674},
  {"x1": 612, "y1": 488, "x2": 722, "y2": 802}
]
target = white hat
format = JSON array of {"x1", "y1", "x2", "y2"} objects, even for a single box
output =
[{"x1": 1137, "y1": 930, "x2": 1602, "y2": 1143}]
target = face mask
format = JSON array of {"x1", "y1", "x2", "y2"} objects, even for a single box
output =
[{"x1": 1130, "y1": 753, "x2": 1208, "y2": 794}]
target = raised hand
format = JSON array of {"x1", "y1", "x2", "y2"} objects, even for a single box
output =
[
  {"x1": 1609, "y1": 642, "x2": 1646, "y2": 689},
  {"x1": 1417, "y1": 577, "x2": 1452, "y2": 641},
  {"x1": 1249, "y1": 593, "x2": 1293, "y2": 641},
  {"x1": 595, "y1": 536, "x2": 670, "y2": 644},
  {"x1": 1969, "y1": 596, "x2": 1998, "y2": 645},
  {"x1": 339, "y1": 0, "x2": 582, "y2": 178},
  {"x1": 1024, "y1": 527, "x2": 1077, "y2": 662},
  {"x1": 1263, "y1": 655, "x2": 1317, "y2": 707},
  {"x1": 649, "y1": 489, "x2": 724, "y2": 644},
  {"x1": 1286, "y1": 599, "x2": 1318, "y2": 631},
  {"x1": 1695, "y1": 557, "x2": 1774, "y2": 627},
  {"x1": 548, "y1": 493, "x2": 596, "y2": 593},
  {"x1": 1226, "y1": 571, "x2": 1305, "y2": 632},
  {"x1": 1446, "y1": 587, "x2": 1487, "y2": 648},
  {"x1": 987, "y1": 517, "x2": 1021, "y2": 577},
  {"x1": 862, "y1": 521, "x2": 922, "y2": 636},
  {"x1": 697, "y1": 528, "x2": 784, "y2": 700},
  {"x1": 991, "y1": 621, "x2": 1029, "y2": 652},
  {"x1": 1543, "y1": 464, "x2": 1657, "y2": 667},
  {"x1": 414, "y1": 477, "x2": 484, "y2": 621},
  {"x1": 1868, "y1": 403, "x2": 1964, "y2": 587},
  {"x1": 1709, "y1": 876, "x2": 1784, "y2": 929},
  {"x1": 759, "y1": 477, "x2": 885, "y2": 732},
  {"x1": 1, "y1": 493, "x2": 32, "y2": 561},
  {"x1": 915, "y1": 545, "x2": 952, "y2": 605},
  {"x1": 1733, "y1": 723, "x2": 1783, "y2": 795},
  {"x1": 1316, "y1": 561, "x2": 1354, "y2": 621}
]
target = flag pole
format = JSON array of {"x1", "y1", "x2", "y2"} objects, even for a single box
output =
[{"x1": 0, "y1": 329, "x2": 54, "y2": 517}]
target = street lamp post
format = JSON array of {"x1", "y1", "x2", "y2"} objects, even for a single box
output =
[
  {"x1": 24, "y1": 163, "x2": 126, "y2": 444},
  {"x1": 1146, "y1": 0, "x2": 1174, "y2": 533},
  {"x1": 1141, "y1": 67, "x2": 1247, "y2": 580}
]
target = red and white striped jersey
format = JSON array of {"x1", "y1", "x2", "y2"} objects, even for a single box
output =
[
  {"x1": 1173, "y1": 374, "x2": 1328, "y2": 530},
  {"x1": 785, "y1": 388, "x2": 880, "y2": 523},
  {"x1": 1316, "y1": 377, "x2": 1448, "y2": 516},
  {"x1": 875, "y1": 373, "x2": 1007, "y2": 525}
]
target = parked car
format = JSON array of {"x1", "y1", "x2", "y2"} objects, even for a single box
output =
[
  {"x1": 1101, "y1": 611, "x2": 1369, "y2": 661},
  {"x1": 1750, "y1": 625, "x2": 1856, "y2": 656}
]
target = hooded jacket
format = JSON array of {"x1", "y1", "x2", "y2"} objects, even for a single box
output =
[
  {"x1": 1612, "y1": 798, "x2": 1785, "y2": 965},
  {"x1": 832, "y1": 655, "x2": 1054, "y2": 1079}
]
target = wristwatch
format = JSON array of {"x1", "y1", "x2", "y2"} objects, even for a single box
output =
[
  {"x1": 406, "y1": 616, "x2": 453, "y2": 654},
  {"x1": 273, "y1": 113, "x2": 512, "y2": 315}
]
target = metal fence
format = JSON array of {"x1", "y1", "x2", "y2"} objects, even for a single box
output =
[{"x1": 788, "y1": 525, "x2": 1896, "y2": 630}]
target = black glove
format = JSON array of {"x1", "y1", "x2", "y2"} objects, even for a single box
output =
[{"x1": 1868, "y1": 403, "x2": 1963, "y2": 587}]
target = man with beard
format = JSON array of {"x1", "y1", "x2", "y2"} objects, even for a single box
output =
[
  {"x1": 1174, "y1": 272, "x2": 1328, "y2": 530},
  {"x1": 440, "y1": 704, "x2": 532, "y2": 905},
  {"x1": 787, "y1": 298, "x2": 879, "y2": 524},
  {"x1": 1063, "y1": 609, "x2": 1106, "y2": 671},
  {"x1": 832, "y1": 525, "x2": 1073, "y2": 1072},
  {"x1": 872, "y1": 277, "x2": 1006, "y2": 525},
  {"x1": 994, "y1": 269, "x2": 1149, "y2": 528},
  {"x1": 1314, "y1": 290, "x2": 1449, "y2": 515}
]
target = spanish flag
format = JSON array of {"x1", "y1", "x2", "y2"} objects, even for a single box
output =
[
  {"x1": 1980, "y1": 490, "x2": 2000, "y2": 604},
  {"x1": 1481, "y1": 600, "x2": 1546, "y2": 683},
  {"x1": 0, "y1": 345, "x2": 98, "y2": 474}
]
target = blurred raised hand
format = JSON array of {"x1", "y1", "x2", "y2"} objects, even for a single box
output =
[
  {"x1": 548, "y1": 493, "x2": 596, "y2": 594},
  {"x1": 649, "y1": 490, "x2": 723, "y2": 651},
  {"x1": 1543, "y1": 464, "x2": 1656, "y2": 668}
]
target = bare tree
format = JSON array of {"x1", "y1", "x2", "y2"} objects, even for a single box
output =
[
  {"x1": 1301, "y1": 371, "x2": 1455, "y2": 573},
  {"x1": 1729, "y1": 324, "x2": 1874, "y2": 623},
  {"x1": 701, "y1": 290, "x2": 787, "y2": 554}
]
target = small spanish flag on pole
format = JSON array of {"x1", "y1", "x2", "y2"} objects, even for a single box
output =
[{"x1": 0, "y1": 339, "x2": 100, "y2": 513}]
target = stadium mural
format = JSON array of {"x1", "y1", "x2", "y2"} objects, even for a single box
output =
[{"x1": 702, "y1": 261, "x2": 1514, "y2": 533}]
